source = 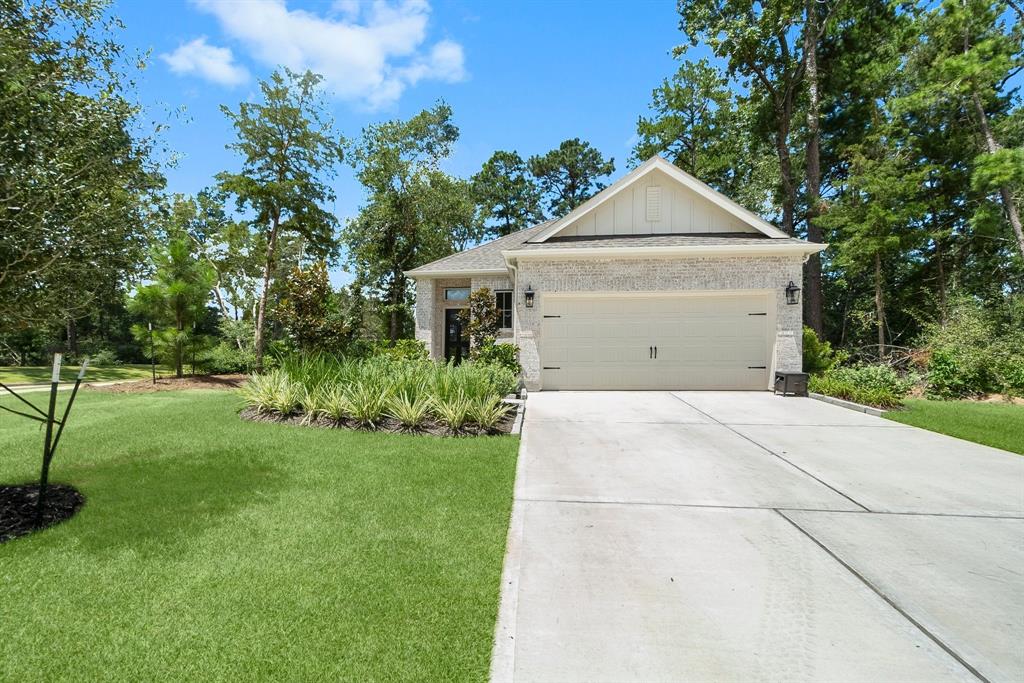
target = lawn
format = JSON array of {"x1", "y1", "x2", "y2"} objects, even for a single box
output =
[
  {"x1": 0, "y1": 389, "x2": 518, "y2": 681},
  {"x1": 0, "y1": 363, "x2": 170, "y2": 385},
  {"x1": 885, "y1": 398, "x2": 1024, "y2": 455}
]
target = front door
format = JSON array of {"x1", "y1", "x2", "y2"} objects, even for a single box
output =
[{"x1": 444, "y1": 308, "x2": 470, "y2": 363}]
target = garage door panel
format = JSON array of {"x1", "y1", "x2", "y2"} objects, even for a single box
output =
[{"x1": 541, "y1": 294, "x2": 770, "y2": 390}]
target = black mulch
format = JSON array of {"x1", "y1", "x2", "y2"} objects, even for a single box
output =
[
  {"x1": 239, "y1": 405, "x2": 518, "y2": 436},
  {"x1": 0, "y1": 484, "x2": 84, "y2": 544}
]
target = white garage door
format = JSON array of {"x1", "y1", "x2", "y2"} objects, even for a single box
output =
[{"x1": 540, "y1": 293, "x2": 771, "y2": 390}]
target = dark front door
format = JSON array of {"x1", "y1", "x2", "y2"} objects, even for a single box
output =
[{"x1": 444, "y1": 308, "x2": 470, "y2": 363}]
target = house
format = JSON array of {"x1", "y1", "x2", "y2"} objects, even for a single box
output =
[{"x1": 406, "y1": 156, "x2": 826, "y2": 391}]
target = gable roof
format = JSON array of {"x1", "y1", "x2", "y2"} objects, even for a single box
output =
[
  {"x1": 527, "y1": 155, "x2": 790, "y2": 242},
  {"x1": 405, "y1": 221, "x2": 554, "y2": 277}
]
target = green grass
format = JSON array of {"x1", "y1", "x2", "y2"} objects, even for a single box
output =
[
  {"x1": 885, "y1": 399, "x2": 1024, "y2": 455},
  {"x1": 0, "y1": 364, "x2": 171, "y2": 385},
  {"x1": 0, "y1": 390, "x2": 518, "y2": 681}
]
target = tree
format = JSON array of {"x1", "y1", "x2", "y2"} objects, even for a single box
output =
[
  {"x1": 458, "y1": 287, "x2": 501, "y2": 351},
  {"x1": 676, "y1": 0, "x2": 843, "y2": 335},
  {"x1": 343, "y1": 102, "x2": 464, "y2": 341},
  {"x1": 128, "y1": 235, "x2": 215, "y2": 378},
  {"x1": 0, "y1": 0, "x2": 163, "y2": 330},
  {"x1": 632, "y1": 59, "x2": 779, "y2": 213},
  {"x1": 276, "y1": 261, "x2": 347, "y2": 353},
  {"x1": 217, "y1": 68, "x2": 343, "y2": 369},
  {"x1": 819, "y1": 122, "x2": 927, "y2": 358},
  {"x1": 632, "y1": 59, "x2": 734, "y2": 177},
  {"x1": 528, "y1": 139, "x2": 615, "y2": 217},
  {"x1": 472, "y1": 151, "x2": 543, "y2": 236},
  {"x1": 904, "y1": 0, "x2": 1023, "y2": 258}
]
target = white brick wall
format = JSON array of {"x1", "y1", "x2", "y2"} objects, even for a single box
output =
[{"x1": 513, "y1": 256, "x2": 805, "y2": 389}]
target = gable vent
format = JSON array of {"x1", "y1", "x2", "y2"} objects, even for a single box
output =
[{"x1": 645, "y1": 186, "x2": 662, "y2": 222}]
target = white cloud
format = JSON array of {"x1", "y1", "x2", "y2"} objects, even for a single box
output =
[
  {"x1": 192, "y1": 0, "x2": 466, "y2": 109},
  {"x1": 161, "y1": 37, "x2": 250, "y2": 86}
]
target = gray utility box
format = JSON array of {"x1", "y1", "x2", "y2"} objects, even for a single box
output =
[{"x1": 774, "y1": 371, "x2": 809, "y2": 397}]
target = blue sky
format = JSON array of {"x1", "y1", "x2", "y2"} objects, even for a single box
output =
[{"x1": 117, "y1": 0, "x2": 702, "y2": 284}]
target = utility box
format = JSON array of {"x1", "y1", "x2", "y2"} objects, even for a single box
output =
[{"x1": 774, "y1": 371, "x2": 808, "y2": 397}]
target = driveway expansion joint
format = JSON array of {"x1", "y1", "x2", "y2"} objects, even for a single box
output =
[
  {"x1": 669, "y1": 393, "x2": 873, "y2": 513},
  {"x1": 776, "y1": 509, "x2": 991, "y2": 683}
]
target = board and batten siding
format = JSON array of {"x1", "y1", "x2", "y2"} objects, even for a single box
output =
[{"x1": 551, "y1": 168, "x2": 758, "y2": 238}]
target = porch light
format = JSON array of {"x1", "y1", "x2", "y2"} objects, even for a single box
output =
[
  {"x1": 785, "y1": 280, "x2": 801, "y2": 305},
  {"x1": 524, "y1": 284, "x2": 535, "y2": 308}
]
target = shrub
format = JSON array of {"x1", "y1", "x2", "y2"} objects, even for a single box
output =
[
  {"x1": 372, "y1": 339, "x2": 429, "y2": 361},
  {"x1": 432, "y1": 395, "x2": 473, "y2": 431},
  {"x1": 468, "y1": 397, "x2": 512, "y2": 431},
  {"x1": 345, "y1": 382, "x2": 391, "y2": 427},
  {"x1": 241, "y1": 369, "x2": 303, "y2": 415},
  {"x1": 459, "y1": 288, "x2": 501, "y2": 350},
  {"x1": 802, "y1": 327, "x2": 847, "y2": 374},
  {"x1": 919, "y1": 296, "x2": 1024, "y2": 398},
  {"x1": 808, "y1": 364, "x2": 912, "y2": 409},
  {"x1": 202, "y1": 342, "x2": 256, "y2": 374},
  {"x1": 387, "y1": 391, "x2": 431, "y2": 429},
  {"x1": 472, "y1": 339, "x2": 522, "y2": 375},
  {"x1": 89, "y1": 348, "x2": 120, "y2": 366}
]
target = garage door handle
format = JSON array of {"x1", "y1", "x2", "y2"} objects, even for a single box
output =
[
  {"x1": 654, "y1": 346, "x2": 657, "y2": 359},
  {"x1": 649, "y1": 346, "x2": 653, "y2": 359}
]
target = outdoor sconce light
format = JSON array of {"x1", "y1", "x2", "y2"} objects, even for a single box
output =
[
  {"x1": 785, "y1": 280, "x2": 801, "y2": 305},
  {"x1": 524, "y1": 284, "x2": 535, "y2": 308}
]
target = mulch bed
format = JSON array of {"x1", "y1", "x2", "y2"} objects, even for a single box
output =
[
  {"x1": 239, "y1": 406, "x2": 518, "y2": 437},
  {"x1": 92, "y1": 374, "x2": 246, "y2": 394},
  {"x1": 0, "y1": 484, "x2": 85, "y2": 543}
]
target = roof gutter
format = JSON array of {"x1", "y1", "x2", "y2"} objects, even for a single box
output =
[
  {"x1": 404, "y1": 267, "x2": 509, "y2": 279},
  {"x1": 502, "y1": 242, "x2": 827, "y2": 263}
]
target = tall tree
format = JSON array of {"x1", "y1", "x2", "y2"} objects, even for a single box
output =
[
  {"x1": 632, "y1": 59, "x2": 780, "y2": 213},
  {"x1": 343, "y1": 103, "x2": 463, "y2": 341},
  {"x1": 528, "y1": 139, "x2": 615, "y2": 217},
  {"x1": 632, "y1": 59, "x2": 734, "y2": 177},
  {"x1": 676, "y1": 0, "x2": 843, "y2": 335},
  {"x1": 217, "y1": 68, "x2": 343, "y2": 369},
  {"x1": 472, "y1": 151, "x2": 543, "y2": 236},
  {"x1": 0, "y1": 0, "x2": 162, "y2": 330}
]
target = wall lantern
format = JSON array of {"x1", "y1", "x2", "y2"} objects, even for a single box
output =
[
  {"x1": 524, "y1": 284, "x2": 535, "y2": 308},
  {"x1": 785, "y1": 280, "x2": 801, "y2": 305}
]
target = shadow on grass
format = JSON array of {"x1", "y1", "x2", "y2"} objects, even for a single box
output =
[{"x1": 28, "y1": 449, "x2": 288, "y2": 557}]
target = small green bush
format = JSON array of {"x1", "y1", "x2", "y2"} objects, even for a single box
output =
[
  {"x1": 472, "y1": 338, "x2": 522, "y2": 375},
  {"x1": 89, "y1": 348, "x2": 120, "y2": 366},
  {"x1": 241, "y1": 369, "x2": 303, "y2": 415},
  {"x1": 802, "y1": 326, "x2": 847, "y2": 374},
  {"x1": 919, "y1": 296, "x2": 1024, "y2": 399},
  {"x1": 809, "y1": 364, "x2": 912, "y2": 409},
  {"x1": 372, "y1": 339, "x2": 429, "y2": 361},
  {"x1": 432, "y1": 395, "x2": 474, "y2": 431}
]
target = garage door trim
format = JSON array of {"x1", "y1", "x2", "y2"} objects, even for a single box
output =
[{"x1": 539, "y1": 289, "x2": 777, "y2": 391}]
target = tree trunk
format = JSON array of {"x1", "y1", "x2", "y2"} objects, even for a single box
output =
[
  {"x1": 774, "y1": 126, "x2": 797, "y2": 235},
  {"x1": 253, "y1": 218, "x2": 281, "y2": 371},
  {"x1": 388, "y1": 270, "x2": 404, "y2": 342},
  {"x1": 802, "y1": 0, "x2": 825, "y2": 336},
  {"x1": 874, "y1": 252, "x2": 886, "y2": 359},
  {"x1": 65, "y1": 318, "x2": 78, "y2": 356},
  {"x1": 969, "y1": 91, "x2": 1024, "y2": 258}
]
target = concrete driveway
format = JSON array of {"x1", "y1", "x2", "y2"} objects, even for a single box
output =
[{"x1": 492, "y1": 392, "x2": 1024, "y2": 683}]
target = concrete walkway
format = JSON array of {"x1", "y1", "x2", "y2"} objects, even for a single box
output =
[{"x1": 492, "y1": 391, "x2": 1024, "y2": 683}]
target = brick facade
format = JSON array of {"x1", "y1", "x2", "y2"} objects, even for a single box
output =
[{"x1": 512, "y1": 255, "x2": 804, "y2": 389}]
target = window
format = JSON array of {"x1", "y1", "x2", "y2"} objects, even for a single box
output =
[
  {"x1": 444, "y1": 287, "x2": 470, "y2": 302},
  {"x1": 495, "y1": 290, "x2": 513, "y2": 328}
]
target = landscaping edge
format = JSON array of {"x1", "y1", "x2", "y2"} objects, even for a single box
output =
[{"x1": 808, "y1": 392, "x2": 888, "y2": 417}]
